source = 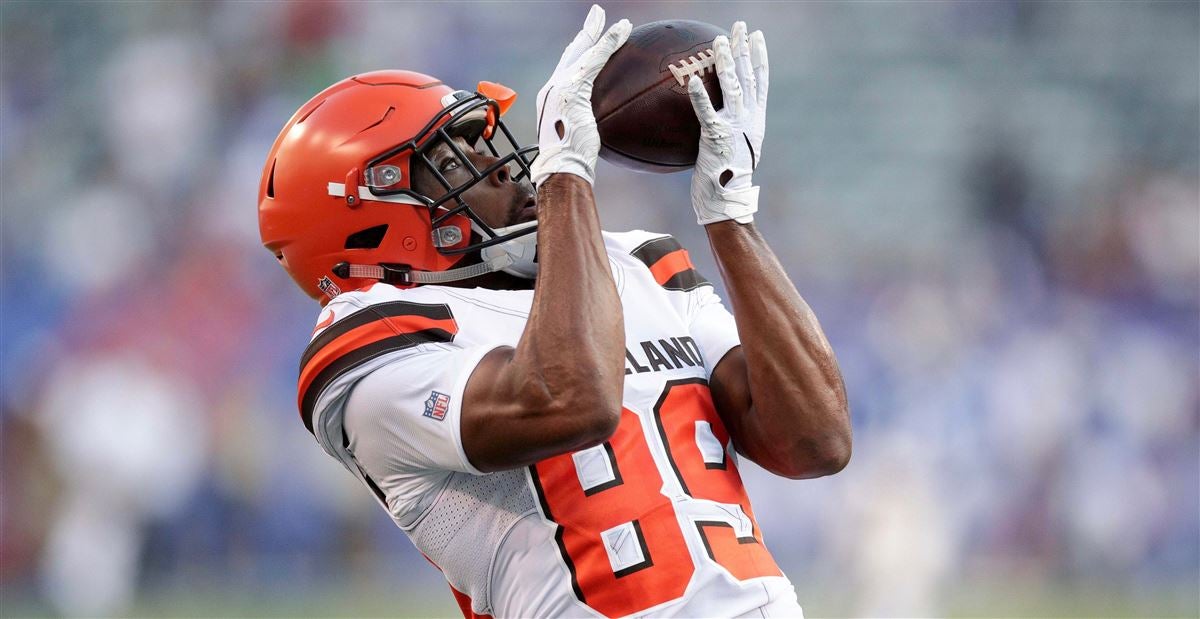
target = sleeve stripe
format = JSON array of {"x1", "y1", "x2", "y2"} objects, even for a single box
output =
[
  {"x1": 648, "y1": 249, "x2": 696, "y2": 286},
  {"x1": 300, "y1": 314, "x2": 457, "y2": 397},
  {"x1": 659, "y1": 269, "x2": 710, "y2": 292},
  {"x1": 298, "y1": 328, "x2": 455, "y2": 433},
  {"x1": 631, "y1": 236, "x2": 711, "y2": 292},
  {"x1": 301, "y1": 301, "x2": 453, "y2": 370},
  {"x1": 631, "y1": 235, "x2": 684, "y2": 266},
  {"x1": 297, "y1": 301, "x2": 458, "y2": 434}
]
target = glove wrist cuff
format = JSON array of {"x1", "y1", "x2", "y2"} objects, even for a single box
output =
[
  {"x1": 695, "y1": 185, "x2": 759, "y2": 226},
  {"x1": 531, "y1": 154, "x2": 594, "y2": 187}
]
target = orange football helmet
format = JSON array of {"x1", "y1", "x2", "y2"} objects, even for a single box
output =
[{"x1": 258, "y1": 70, "x2": 536, "y2": 302}]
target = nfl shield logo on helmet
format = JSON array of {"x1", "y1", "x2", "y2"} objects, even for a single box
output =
[
  {"x1": 424, "y1": 391, "x2": 451, "y2": 421},
  {"x1": 317, "y1": 275, "x2": 341, "y2": 299}
]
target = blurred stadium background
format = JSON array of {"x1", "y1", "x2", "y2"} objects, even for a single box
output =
[{"x1": 1, "y1": 1, "x2": 1197, "y2": 617}]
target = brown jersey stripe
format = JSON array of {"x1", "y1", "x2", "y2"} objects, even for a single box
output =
[
  {"x1": 659, "y1": 269, "x2": 710, "y2": 292},
  {"x1": 299, "y1": 315, "x2": 450, "y2": 402},
  {"x1": 298, "y1": 328, "x2": 455, "y2": 433},
  {"x1": 630, "y1": 235, "x2": 683, "y2": 267},
  {"x1": 297, "y1": 300, "x2": 458, "y2": 434},
  {"x1": 631, "y1": 236, "x2": 711, "y2": 292},
  {"x1": 300, "y1": 301, "x2": 454, "y2": 370},
  {"x1": 298, "y1": 314, "x2": 457, "y2": 418}
]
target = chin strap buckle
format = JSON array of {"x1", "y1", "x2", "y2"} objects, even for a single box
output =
[{"x1": 332, "y1": 262, "x2": 412, "y2": 285}]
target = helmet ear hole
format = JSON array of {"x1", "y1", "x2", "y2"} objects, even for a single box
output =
[
  {"x1": 266, "y1": 160, "x2": 276, "y2": 198},
  {"x1": 345, "y1": 224, "x2": 389, "y2": 249}
]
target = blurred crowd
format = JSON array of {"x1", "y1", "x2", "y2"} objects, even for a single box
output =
[{"x1": 1, "y1": 2, "x2": 1196, "y2": 617}]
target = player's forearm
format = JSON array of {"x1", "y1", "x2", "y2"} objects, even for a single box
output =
[
  {"x1": 513, "y1": 174, "x2": 625, "y2": 439},
  {"x1": 706, "y1": 220, "x2": 851, "y2": 477}
]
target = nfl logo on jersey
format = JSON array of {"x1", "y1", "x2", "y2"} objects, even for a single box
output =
[{"x1": 423, "y1": 391, "x2": 450, "y2": 421}]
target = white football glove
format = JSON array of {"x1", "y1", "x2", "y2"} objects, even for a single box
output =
[
  {"x1": 530, "y1": 5, "x2": 631, "y2": 186},
  {"x1": 687, "y1": 22, "x2": 769, "y2": 226}
]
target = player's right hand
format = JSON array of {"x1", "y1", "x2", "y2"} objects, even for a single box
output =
[{"x1": 529, "y1": 4, "x2": 631, "y2": 187}]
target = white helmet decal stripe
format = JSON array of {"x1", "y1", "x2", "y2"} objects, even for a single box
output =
[{"x1": 326, "y1": 182, "x2": 424, "y2": 206}]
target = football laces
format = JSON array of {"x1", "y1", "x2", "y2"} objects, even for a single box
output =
[{"x1": 668, "y1": 49, "x2": 717, "y2": 87}]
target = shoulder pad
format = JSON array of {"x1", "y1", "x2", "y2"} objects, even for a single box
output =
[{"x1": 298, "y1": 298, "x2": 458, "y2": 434}]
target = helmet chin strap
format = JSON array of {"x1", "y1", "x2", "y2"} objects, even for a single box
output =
[
  {"x1": 334, "y1": 221, "x2": 538, "y2": 286},
  {"x1": 479, "y1": 220, "x2": 538, "y2": 279}
]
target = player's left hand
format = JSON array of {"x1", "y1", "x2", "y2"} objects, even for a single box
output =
[{"x1": 687, "y1": 22, "x2": 769, "y2": 226}]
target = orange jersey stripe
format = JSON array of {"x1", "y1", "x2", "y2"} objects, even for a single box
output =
[
  {"x1": 648, "y1": 249, "x2": 696, "y2": 286},
  {"x1": 297, "y1": 314, "x2": 457, "y2": 410}
]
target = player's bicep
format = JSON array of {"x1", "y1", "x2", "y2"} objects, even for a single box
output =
[
  {"x1": 684, "y1": 277, "x2": 765, "y2": 455},
  {"x1": 459, "y1": 345, "x2": 520, "y2": 472},
  {"x1": 461, "y1": 345, "x2": 614, "y2": 473},
  {"x1": 708, "y1": 345, "x2": 756, "y2": 455},
  {"x1": 711, "y1": 345, "x2": 800, "y2": 470}
]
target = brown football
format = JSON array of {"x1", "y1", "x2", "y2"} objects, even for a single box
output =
[{"x1": 592, "y1": 20, "x2": 726, "y2": 174}]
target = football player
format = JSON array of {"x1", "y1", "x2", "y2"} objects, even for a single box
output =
[{"x1": 258, "y1": 6, "x2": 850, "y2": 617}]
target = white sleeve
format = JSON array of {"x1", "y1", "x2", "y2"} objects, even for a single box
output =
[
  {"x1": 342, "y1": 344, "x2": 493, "y2": 478},
  {"x1": 688, "y1": 284, "x2": 742, "y2": 378}
]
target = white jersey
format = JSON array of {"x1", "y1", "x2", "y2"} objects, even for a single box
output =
[{"x1": 298, "y1": 230, "x2": 801, "y2": 618}]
